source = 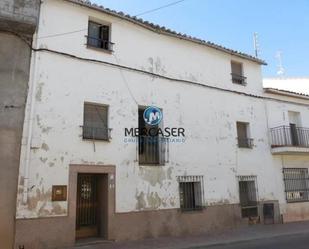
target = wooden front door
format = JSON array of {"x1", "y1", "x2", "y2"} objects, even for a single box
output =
[{"x1": 76, "y1": 174, "x2": 99, "y2": 239}]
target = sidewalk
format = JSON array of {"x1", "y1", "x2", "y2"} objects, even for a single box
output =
[{"x1": 71, "y1": 221, "x2": 309, "y2": 249}]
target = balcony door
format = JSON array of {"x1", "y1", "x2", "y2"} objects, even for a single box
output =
[{"x1": 290, "y1": 123, "x2": 299, "y2": 146}]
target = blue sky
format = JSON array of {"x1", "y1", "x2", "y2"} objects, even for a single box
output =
[{"x1": 92, "y1": 0, "x2": 309, "y2": 77}]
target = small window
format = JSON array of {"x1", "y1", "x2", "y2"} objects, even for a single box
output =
[
  {"x1": 283, "y1": 168, "x2": 309, "y2": 203},
  {"x1": 178, "y1": 176, "x2": 204, "y2": 211},
  {"x1": 231, "y1": 61, "x2": 246, "y2": 85},
  {"x1": 83, "y1": 103, "x2": 109, "y2": 140},
  {"x1": 236, "y1": 121, "x2": 253, "y2": 148},
  {"x1": 87, "y1": 21, "x2": 112, "y2": 51}
]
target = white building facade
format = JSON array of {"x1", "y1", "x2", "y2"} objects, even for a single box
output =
[{"x1": 14, "y1": 0, "x2": 309, "y2": 248}]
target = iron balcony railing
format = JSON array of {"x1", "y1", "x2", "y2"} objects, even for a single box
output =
[
  {"x1": 270, "y1": 126, "x2": 309, "y2": 148},
  {"x1": 137, "y1": 136, "x2": 169, "y2": 165},
  {"x1": 231, "y1": 73, "x2": 247, "y2": 85},
  {"x1": 237, "y1": 137, "x2": 254, "y2": 148},
  {"x1": 86, "y1": 36, "x2": 114, "y2": 51}
]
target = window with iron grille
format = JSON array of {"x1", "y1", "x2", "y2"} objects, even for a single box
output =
[
  {"x1": 83, "y1": 103, "x2": 109, "y2": 140},
  {"x1": 231, "y1": 61, "x2": 246, "y2": 85},
  {"x1": 283, "y1": 168, "x2": 309, "y2": 203},
  {"x1": 87, "y1": 21, "x2": 113, "y2": 51},
  {"x1": 178, "y1": 176, "x2": 204, "y2": 211},
  {"x1": 238, "y1": 175, "x2": 258, "y2": 218},
  {"x1": 236, "y1": 122, "x2": 253, "y2": 148}
]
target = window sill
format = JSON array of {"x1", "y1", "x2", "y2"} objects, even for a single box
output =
[
  {"x1": 179, "y1": 207, "x2": 205, "y2": 213},
  {"x1": 138, "y1": 163, "x2": 165, "y2": 166},
  {"x1": 232, "y1": 81, "x2": 247, "y2": 86},
  {"x1": 238, "y1": 145, "x2": 253, "y2": 149},
  {"x1": 82, "y1": 137, "x2": 110, "y2": 142},
  {"x1": 86, "y1": 44, "x2": 113, "y2": 54},
  {"x1": 286, "y1": 200, "x2": 309, "y2": 204}
]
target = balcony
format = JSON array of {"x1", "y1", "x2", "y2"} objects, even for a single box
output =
[
  {"x1": 231, "y1": 73, "x2": 247, "y2": 85},
  {"x1": 270, "y1": 126, "x2": 309, "y2": 154},
  {"x1": 237, "y1": 137, "x2": 254, "y2": 148},
  {"x1": 86, "y1": 36, "x2": 114, "y2": 52},
  {"x1": 137, "y1": 136, "x2": 169, "y2": 165}
]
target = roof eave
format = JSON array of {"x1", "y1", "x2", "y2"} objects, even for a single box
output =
[
  {"x1": 264, "y1": 88, "x2": 309, "y2": 100},
  {"x1": 64, "y1": 0, "x2": 267, "y2": 65}
]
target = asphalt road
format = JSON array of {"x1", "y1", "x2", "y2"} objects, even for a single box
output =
[{"x1": 190, "y1": 233, "x2": 309, "y2": 249}]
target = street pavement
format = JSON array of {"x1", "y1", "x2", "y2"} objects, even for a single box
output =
[
  {"x1": 190, "y1": 233, "x2": 309, "y2": 249},
  {"x1": 72, "y1": 221, "x2": 309, "y2": 249}
]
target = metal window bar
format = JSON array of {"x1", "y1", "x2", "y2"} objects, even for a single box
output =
[
  {"x1": 237, "y1": 175, "x2": 259, "y2": 218},
  {"x1": 270, "y1": 126, "x2": 309, "y2": 148},
  {"x1": 283, "y1": 168, "x2": 309, "y2": 203},
  {"x1": 137, "y1": 136, "x2": 169, "y2": 165},
  {"x1": 231, "y1": 73, "x2": 247, "y2": 85},
  {"x1": 82, "y1": 126, "x2": 112, "y2": 141},
  {"x1": 177, "y1": 175, "x2": 205, "y2": 211},
  {"x1": 86, "y1": 36, "x2": 114, "y2": 51},
  {"x1": 237, "y1": 137, "x2": 254, "y2": 148}
]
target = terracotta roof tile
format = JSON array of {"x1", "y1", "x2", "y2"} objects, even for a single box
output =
[{"x1": 66, "y1": 0, "x2": 267, "y2": 65}]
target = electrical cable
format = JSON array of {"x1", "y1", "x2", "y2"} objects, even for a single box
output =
[{"x1": 37, "y1": 0, "x2": 188, "y2": 39}]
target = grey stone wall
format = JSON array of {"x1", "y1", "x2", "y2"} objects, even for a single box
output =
[
  {"x1": 0, "y1": 0, "x2": 40, "y2": 34},
  {"x1": 0, "y1": 31, "x2": 32, "y2": 249},
  {"x1": 0, "y1": 1, "x2": 39, "y2": 248}
]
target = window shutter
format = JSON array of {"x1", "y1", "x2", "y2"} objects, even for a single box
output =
[
  {"x1": 83, "y1": 103, "x2": 108, "y2": 140},
  {"x1": 231, "y1": 61, "x2": 242, "y2": 75}
]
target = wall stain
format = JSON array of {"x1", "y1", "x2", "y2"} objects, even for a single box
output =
[
  {"x1": 41, "y1": 142, "x2": 49, "y2": 151},
  {"x1": 35, "y1": 82, "x2": 44, "y2": 101},
  {"x1": 138, "y1": 166, "x2": 173, "y2": 187},
  {"x1": 135, "y1": 191, "x2": 146, "y2": 210},
  {"x1": 36, "y1": 115, "x2": 52, "y2": 134},
  {"x1": 48, "y1": 162, "x2": 55, "y2": 167},
  {"x1": 39, "y1": 157, "x2": 47, "y2": 163},
  {"x1": 28, "y1": 188, "x2": 51, "y2": 211}
]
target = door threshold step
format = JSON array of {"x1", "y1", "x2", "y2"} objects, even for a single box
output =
[{"x1": 75, "y1": 238, "x2": 114, "y2": 247}]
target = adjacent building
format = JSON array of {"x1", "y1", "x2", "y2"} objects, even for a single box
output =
[
  {"x1": 12, "y1": 0, "x2": 309, "y2": 248},
  {"x1": 0, "y1": 0, "x2": 40, "y2": 248}
]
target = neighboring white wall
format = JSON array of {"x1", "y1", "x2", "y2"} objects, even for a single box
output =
[
  {"x1": 16, "y1": 0, "x2": 309, "y2": 220},
  {"x1": 264, "y1": 78, "x2": 309, "y2": 95},
  {"x1": 265, "y1": 96, "x2": 309, "y2": 219}
]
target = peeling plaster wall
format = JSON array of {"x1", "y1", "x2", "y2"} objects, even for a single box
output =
[{"x1": 15, "y1": 0, "x2": 309, "y2": 223}]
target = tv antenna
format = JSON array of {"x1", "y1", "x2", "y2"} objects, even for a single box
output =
[
  {"x1": 253, "y1": 32, "x2": 260, "y2": 57},
  {"x1": 275, "y1": 51, "x2": 285, "y2": 76}
]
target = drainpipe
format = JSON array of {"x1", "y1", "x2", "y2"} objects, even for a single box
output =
[{"x1": 22, "y1": 34, "x2": 39, "y2": 204}]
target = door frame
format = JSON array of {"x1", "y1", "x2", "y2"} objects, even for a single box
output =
[{"x1": 68, "y1": 164, "x2": 115, "y2": 241}]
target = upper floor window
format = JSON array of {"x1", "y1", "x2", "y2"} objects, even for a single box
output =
[
  {"x1": 87, "y1": 21, "x2": 113, "y2": 51},
  {"x1": 236, "y1": 121, "x2": 253, "y2": 148},
  {"x1": 83, "y1": 103, "x2": 110, "y2": 141},
  {"x1": 231, "y1": 61, "x2": 246, "y2": 85}
]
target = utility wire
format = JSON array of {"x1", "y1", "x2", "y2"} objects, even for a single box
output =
[
  {"x1": 134, "y1": 0, "x2": 187, "y2": 17},
  {"x1": 7, "y1": 30, "x2": 308, "y2": 109},
  {"x1": 37, "y1": 0, "x2": 188, "y2": 39},
  {"x1": 113, "y1": 54, "x2": 139, "y2": 105},
  {"x1": 37, "y1": 29, "x2": 86, "y2": 39}
]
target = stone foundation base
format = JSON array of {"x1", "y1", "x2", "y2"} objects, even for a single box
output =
[{"x1": 15, "y1": 204, "x2": 243, "y2": 249}]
